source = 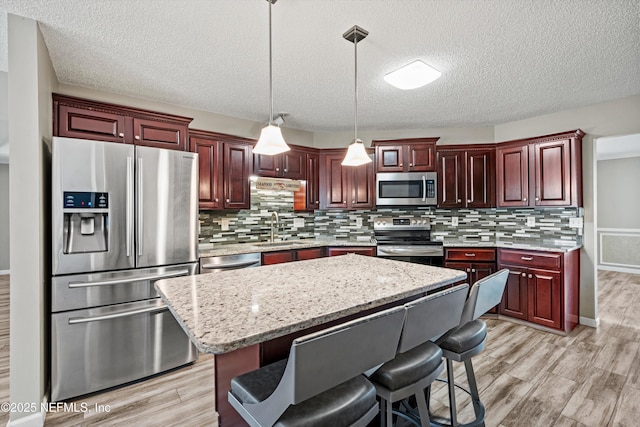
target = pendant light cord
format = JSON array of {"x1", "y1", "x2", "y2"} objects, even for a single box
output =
[
  {"x1": 354, "y1": 34, "x2": 358, "y2": 142},
  {"x1": 268, "y1": 0, "x2": 274, "y2": 125}
]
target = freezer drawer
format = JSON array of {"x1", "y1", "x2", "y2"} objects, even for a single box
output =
[
  {"x1": 52, "y1": 263, "x2": 197, "y2": 312},
  {"x1": 51, "y1": 298, "x2": 197, "y2": 402}
]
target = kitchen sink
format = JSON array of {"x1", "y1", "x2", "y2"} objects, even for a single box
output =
[{"x1": 253, "y1": 241, "x2": 301, "y2": 247}]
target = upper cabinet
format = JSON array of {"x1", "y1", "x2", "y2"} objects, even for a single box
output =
[
  {"x1": 53, "y1": 94, "x2": 192, "y2": 151},
  {"x1": 319, "y1": 149, "x2": 375, "y2": 209},
  {"x1": 437, "y1": 145, "x2": 495, "y2": 209},
  {"x1": 496, "y1": 130, "x2": 584, "y2": 207},
  {"x1": 372, "y1": 138, "x2": 439, "y2": 172},
  {"x1": 254, "y1": 148, "x2": 306, "y2": 180},
  {"x1": 294, "y1": 148, "x2": 321, "y2": 212},
  {"x1": 189, "y1": 130, "x2": 253, "y2": 210}
]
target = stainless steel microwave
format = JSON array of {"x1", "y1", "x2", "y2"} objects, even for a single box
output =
[{"x1": 376, "y1": 172, "x2": 438, "y2": 206}]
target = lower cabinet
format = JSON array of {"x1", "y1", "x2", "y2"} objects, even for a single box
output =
[
  {"x1": 444, "y1": 248, "x2": 497, "y2": 313},
  {"x1": 498, "y1": 248, "x2": 579, "y2": 332},
  {"x1": 327, "y1": 247, "x2": 377, "y2": 257},
  {"x1": 261, "y1": 247, "x2": 326, "y2": 266}
]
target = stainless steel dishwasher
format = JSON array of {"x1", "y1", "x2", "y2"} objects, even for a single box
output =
[{"x1": 199, "y1": 252, "x2": 261, "y2": 273}]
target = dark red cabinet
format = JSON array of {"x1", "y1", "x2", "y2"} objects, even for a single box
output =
[
  {"x1": 372, "y1": 138, "x2": 438, "y2": 173},
  {"x1": 261, "y1": 247, "x2": 326, "y2": 265},
  {"x1": 437, "y1": 146, "x2": 495, "y2": 208},
  {"x1": 320, "y1": 150, "x2": 375, "y2": 210},
  {"x1": 327, "y1": 247, "x2": 376, "y2": 257},
  {"x1": 53, "y1": 94, "x2": 191, "y2": 150},
  {"x1": 254, "y1": 148, "x2": 306, "y2": 180},
  {"x1": 496, "y1": 130, "x2": 584, "y2": 208},
  {"x1": 189, "y1": 130, "x2": 253, "y2": 210},
  {"x1": 445, "y1": 248, "x2": 498, "y2": 313},
  {"x1": 294, "y1": 149, "x2": 320, "y2": 212}
]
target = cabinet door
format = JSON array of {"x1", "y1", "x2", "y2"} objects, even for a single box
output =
[
  {"x1": 408, "y1": 143, "x2": 436, "y2": 172},
  {"x1": 223, "y1": 142, "x2": 251, "y2": 209},
  {"x1": 321, "y1": 154, "x2": 348, "y2": 209},
  {"x1": 253, "y1": 153, "x2": 280, "y2": 177},
  {"x1": 444, "y1": 261, "x2": 471, "y2": 285},
  {"x1": 466, "y1": 149, "x2": 495, "y2": 208},
  {"x1": 496, "y1": 145, "x2": 529, "y2": 207},
  {"x1": 499, "y1": 267, "x2": 528, "y2": 320},
  {"x1": 350, "y1": 161, "x2": 375, "y2": 209},
  {"x1": 327, "y1": 247, "x2": 376, "y2": 257},
  {"x1": 438, "y1": 150, "x2": 464, "y2": 208},
  {"x1": 132, "y1": 118, "x2": 188, "y2": 151},
  {"x1": 296, "y1": 247, "x2": 325, "y2": 261},
  {"x1": 57, "y1": 105, "x2": 127, "y2": 144},
  {"x1": 189, "y1": 137, "x2": 222, "y2": 209},
  {"x1": 262, "y1": 251, "x2": 295, "y2": 265},
  {"x1": 533, "y1": 139, "x2": 571, "y2": 206},
  {"x1": 376, "y1": 145, "x2": 404, "y2": 172},
  {"x1": 528, "y1": 268, "x2": 562, "y2": 329},
  {"x1": 282, "y1": 149, "x2": 306, "y2": 180},
  {"x1": 306, "y1": 152, "x2": 320, "y2": 210}
]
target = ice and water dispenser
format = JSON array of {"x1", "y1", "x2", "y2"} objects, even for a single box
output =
[{"x1": 62, "y1": 191, "x2": 109, "y2": 254}]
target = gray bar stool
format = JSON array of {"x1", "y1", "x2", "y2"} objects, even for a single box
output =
[
  {"x1": 434, "y1": 269, "x2": 509, "y2": 427},
  {"x1": 367, "y1": 284, "x2": 470, "y2": 427},
  {"x1": 227, "y1": 305, "x2": 406, "y2": 427}
]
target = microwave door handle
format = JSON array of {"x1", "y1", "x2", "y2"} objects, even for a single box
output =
[{"x1": 422, "y1": 175, "x2": 427, "y2": 202}]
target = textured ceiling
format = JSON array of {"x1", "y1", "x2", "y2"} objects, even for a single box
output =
[{"x1": 1, "y1": 0, "x2": 639, "y2": 133}]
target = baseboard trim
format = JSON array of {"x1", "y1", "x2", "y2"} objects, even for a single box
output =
[
  {"x1": 579, "y1": 316, "x2": 600, "y2": 328},
  {"x1": 6, "y1": 410, "x2": 45, "y2": 427},
  {"x1": 598, "y1": 265, "x2": 640, "y2": 274},
  {"x1": 0, "y1": 270, "x2": 9, "y2": 276}
]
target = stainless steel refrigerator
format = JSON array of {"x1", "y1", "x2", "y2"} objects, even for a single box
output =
[{"x1": 51, "y1": 136, "x2": 199, "y2": 401}]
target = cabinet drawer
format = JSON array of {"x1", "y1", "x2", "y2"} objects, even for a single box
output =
[
  {"x1": 296, "y1": 247, "x2": 326, "y2": 261},
  {"x1": 445, "y1": 248, "x2": 496, "y2": 262},
  {"x1": 498, "y1": 249, "x2": 561, "y2": 270}
]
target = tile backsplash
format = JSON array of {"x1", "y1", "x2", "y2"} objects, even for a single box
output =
[{"x1": 199, "y1": 184, "x2": 583, "y2": 247}]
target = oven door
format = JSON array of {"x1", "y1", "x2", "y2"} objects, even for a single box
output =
[
  {"x1": 376, "y1": 245, "x2": 444, "y2": 266},
  {"x1": 376, "y1": 172, "x2": 437, "y2": 206}
]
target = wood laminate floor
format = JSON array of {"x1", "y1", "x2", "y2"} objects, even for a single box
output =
[{"x1": 0, "y1": 271, "x2": 638, "y2": 426}]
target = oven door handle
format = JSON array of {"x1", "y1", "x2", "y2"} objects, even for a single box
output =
[
  {"x1": 68, "y1": 304, "x2": 168, "y2": 324},
  {"x1": 379, "y1": 248, "x2": 443, "y2": 256},
  {"x1": 68, "y1": 270, "x2": 190, "y2": 288},
  {"x1": 201, "y1": 260, "x2": 261, "y2": 270}
]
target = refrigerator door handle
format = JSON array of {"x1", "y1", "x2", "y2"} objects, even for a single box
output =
[
  {"x1": 126, "y1": 156, "x2": 134, "y2": 257},
  {"x1": 68, "y1": 305, "x2": 168, "y2": 324},
  {"x1": 137, "y1": 157, "x2": 144, "y2": 257},
  {"x1": 67, "y1": 269, "x2": 191, "y2": 288}
]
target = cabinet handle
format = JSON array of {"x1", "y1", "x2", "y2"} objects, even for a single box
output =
[
  {"x1": 352, "y1": 200, "x2": 355, "y2": 203},
  {"x1": 457, "y1": 199, "x2": 462, "y2": 203},
  {"x1": 466, "y1": 268, "x2": 471, "y2": 272},
  {"x1": 467, "y1": 199, "x2": 471, "y2": 203},
  {"x1": 226, "y1": 199, "x2": 230, "y2": 203},
  {"x1": 521, "y1": 256, "x2": 533, "y2": 261},
  {"x1": 214, "y1": 198, "x2": 219, "y2": 202},
  {"x1": 471, "y1": 269, "x2": 476, "y2": 273},
  {"x1": 535, "y1": 197, "x2": 540, "y2": 201},
  {"x1": 315, "y1": 200, "x2": 319, "y2": 204},
  {"x1": 528, "y1": 274, "x2": 533, "y2": 278},
  {"x1": 409, "y1": 163, "x2": 413, "y2": 167},
  {"x1": 399, "y1": 163, "x2": 403, "y2": 167},
  {"x1": 134, "y1": 135, "x2": 140, "y2": 140},
  {"x1": 118, "y1": 132, "x2": 125, "y2": 138},
  {"x1": 343, "y1": 201, "x2": 346, "y2": 203},
  {"x1": 284, "y1": 169, "x2": 288, "y2": 172},
  {"x1": 523, "y1": 197, "x2": 527, "y2": 201},
  {"x1": 521, "y1": 273, "x2": 526, "y2": 277},
  {"x1": 276, "y1": 167, "x2": 280, "y2": 172},
  {"x1": 464, "y1": 253, "x2": 476, "y2": 257}
]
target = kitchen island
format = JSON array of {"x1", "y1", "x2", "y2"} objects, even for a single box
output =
[{"x1": 155, "y1": 254, "x2": 466, "y2": 426}]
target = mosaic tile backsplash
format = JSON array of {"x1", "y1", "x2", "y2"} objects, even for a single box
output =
[{"x1": 199, "y1": 183, "x2": 583, "y2": 247}]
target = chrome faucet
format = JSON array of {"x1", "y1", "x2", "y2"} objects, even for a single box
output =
[{"x1": 269, "y1": 211, "x2": 280, "y2": 243}]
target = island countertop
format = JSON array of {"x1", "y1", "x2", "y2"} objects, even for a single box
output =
[{"x1": 155, "y1": 254, "x2": 466, "y2": 354}]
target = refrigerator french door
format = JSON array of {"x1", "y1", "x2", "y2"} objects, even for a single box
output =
[{"x1": 51, "y1": 137, "x2": 199, "y2": 401}]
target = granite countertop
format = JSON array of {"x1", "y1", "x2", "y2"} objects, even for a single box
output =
[
  {"x1": 199, "y1": 238, "x2": 375, "y2": 258},
  {"x1": 441, "y1": 239, "x2": 582, "y2": 253},
  {"x1": 155, "y1": 254, "x2": 466, "y2": 354}
]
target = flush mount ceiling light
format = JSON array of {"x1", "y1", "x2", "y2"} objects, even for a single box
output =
[
  {"x1": 253, "y1": 0, "x2": 291, "y2": 156},
  {"x1": 384, "y1": 60, "x2": 442, "y2": 90},
  {"x1": 341, "y1": 25, "x2": 372, "y2": 167}
]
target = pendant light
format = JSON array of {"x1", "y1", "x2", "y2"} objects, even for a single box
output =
[
  {"x1": 253, "y1": 0, "x2": 291, "y2": 156},
  {"x1": 342, "y1": 25, "x2": 372, "y2": 166}
]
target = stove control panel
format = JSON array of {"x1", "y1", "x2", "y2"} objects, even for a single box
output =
[{"x1": 374, "y1": 216, "x2": 431, "y2": 230}]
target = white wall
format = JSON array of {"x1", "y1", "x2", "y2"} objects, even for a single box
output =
[
  {"x1": 0, "y1": 164, "x2": 8, "y2": 272},
  {"x1": 8, "y1": 14, "x2": 58, "y2": 426},
  {"x1": 495, "y1": 94, "x2": 640, "y2": 324}
]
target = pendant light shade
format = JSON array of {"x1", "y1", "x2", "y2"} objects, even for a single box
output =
[
  {"x1": 253, "y1": 0, "x2": 290, "y2": 156},
  {"x1": 342, "y1": 25, "x2": 372, "y2": 166}
]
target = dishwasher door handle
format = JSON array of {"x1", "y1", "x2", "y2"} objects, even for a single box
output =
[
  {"x1": 68, "y1": 270, "x2": 190, "y2": 288},
  {"x1": 68, "y1": 304, "x2": 168, "y2": 324},
  {"x1": 201, "y1": 260, "x2": 261, "y2": 270}
]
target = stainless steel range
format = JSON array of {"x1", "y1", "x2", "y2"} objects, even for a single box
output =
[{"x1": 374, "y1": 216, "x2": 443, "y2": 265}]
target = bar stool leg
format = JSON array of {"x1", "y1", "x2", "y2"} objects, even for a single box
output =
[
  {"x1": 446, "y1": 358, "x2": 458, "y2": 427},
  {"x1": 464, "y1": 359, "x2": 484, "y2": 426},
  {"x1": 415, "y1": 388, "x2": 431, "y2": 427}
]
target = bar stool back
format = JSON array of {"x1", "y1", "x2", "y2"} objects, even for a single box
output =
[
  {"x1": 368, "y1": 284, "x2": 470, "y2": 427},
  {"x1": 228, "y1": 305, "x2": 406, "y2": 427},
  {"x1": 435, "y1": 268, "x2": 509, "y2": 427}
]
